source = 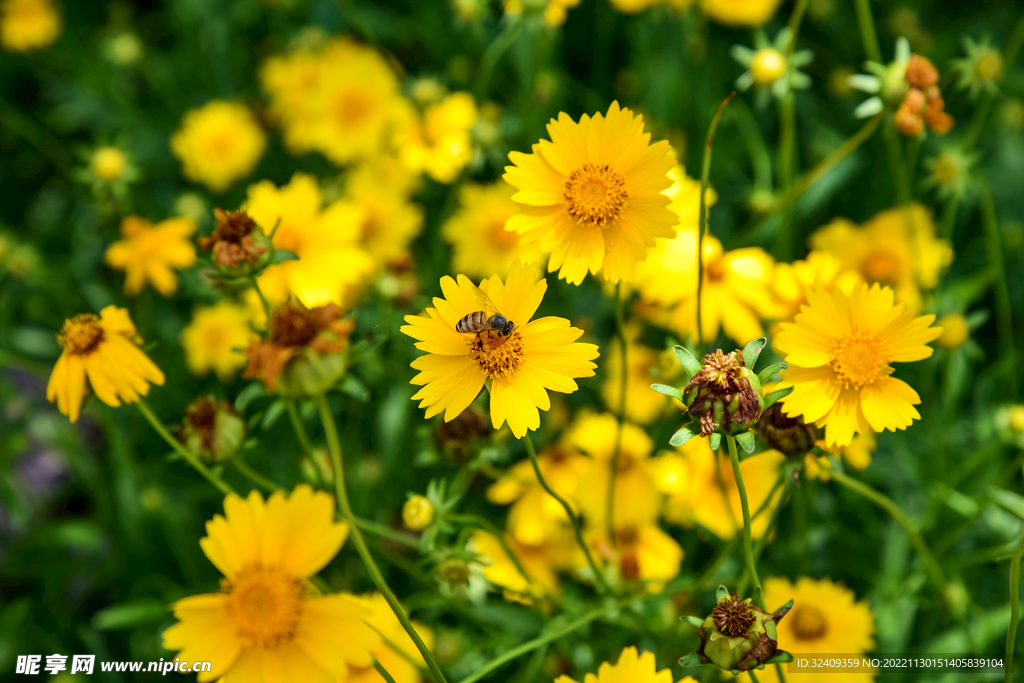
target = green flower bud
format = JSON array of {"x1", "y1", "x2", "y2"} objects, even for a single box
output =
[
  {"x1": 199, "y1": 209, "x2": 274, "y2": 277},
  {"x1": 695, "y1": 590, "x2": 793, "y2": 672},
  {"x1": 684, "y1": 350, "x2": 763, "y2": 437},
  {"x1": 179, "y1": 396, "x2": 246, "y2": 463},
  {"x1": 438, "y1": 558, "x2": 471, "y2": 586},
  {"x1": 756, "y1": 402, "x2": 818, "y2": 456}
]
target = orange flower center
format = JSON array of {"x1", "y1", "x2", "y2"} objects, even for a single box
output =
[
  {"x1": 468, "y1": 330, "x2": 524, "y2": 379},
  {"x1": 57, "y1": 314, "x2": 104, "y2": 354},
  {"x1": 224, "y1": 565, "x2": 304, "y2": 649},
  {"x1": 830, "y1": 331, "x2": 892, "y2": 389},
  {"x1": 705, "y1": 257, "x2": 727, "y2": 283},
  {"x1": 563, "y1": 163, "x2": 627, "y2": 227},
  {"x1": 491, "y1": 218, "x2": 520, "y2": 249},
  {"x1": 789, "y1": 605, "x2": 828, "y2": 641},
  {"x1": 860, "y1": 250, "x2": 901, "y2": 284},
  {"x1": 333, "y1": 90, "x2": 373, "y2": 127}
]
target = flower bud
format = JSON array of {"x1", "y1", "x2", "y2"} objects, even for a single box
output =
[
  {"x1": 198, "y1": 208, "x2": 273, "y2": 276},
  {"x1": 934, "y1": 313, "x2": 969, "y2": 350},
  {"x1": 1009, "y1": 405, "x2": 1024, "y2": 435},
  {"x1": 402, "y1": 494, "x2": 436, "y2": 531},
  {"x1": 438, "y1": 557, "x2": 471, "y2": 586},
  {"x1": 905, "y1": 54, "x2": 939, "y2": 89},
  {"x1": 179, "y1": 396, "x2": 246, "y2": 463},
  {"x1": 894, "y1": 105, "x2": 924, "y2": 136},
  {"x1": 756, "y1": 402, "x2": 818, "y2": 456},
  {"x1": 695, "y1": 590, "x2": 792, "y2": 672},
  {"x1": 684, "y1": 350, "x2": 763, "y2": 436}
]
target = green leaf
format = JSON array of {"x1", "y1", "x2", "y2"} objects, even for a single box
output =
[
  {"x1": 992, "y1": 534, "x2": 1024, "y2": 561},
  {"x1": 763, "y1": 387, "x2": 793, "y2": 409},
  {"x1": 735, "y1": 430, "x2": 756, "y2": 453},
  {"x1": 709, "y1": 433, "x2": 722, "y2": 451},
  {"x1": 340, "y1": 375, "x2": 370, "y2": 402},
  {"x1": 260, "y1": 399, "x2": 286, "y2": 430},
  {"x1": 681, "y1": 615, "x2": 705, "y2": 628},
  {"x1": 741, "y1": 337, "x2": 767, "y2": 369},
  {"x1": 91, "y1": 599, "x2": 168, "y2": 630},
  {"x1": 670, "y1": 425, "x2": 697, "y2": 447},
  {"x1": 651, "y1": 383, "x2": 685, "y2": 401},
  {"x1": 678, "y1": 653, "x2": 704, "y2": 667},
  {"x1": 272, "y1": 248, "x2": 299, "y2": 263},
  {"x1": 235, "y1": 381, "x2": 267, "y2": 410},
  {"x1": 989, "y1": 487, "x2": 1024, "y2": 520},
  {"x1": 765, "y1": 651, "x2": 794, "y2": 664},
  {"x1": 674, "y1": 345, "x2": 703, "y2": 380},
  {"x1": 757, "y1": 362, "x2": 788, "y2": 385},
  {"x1": 717, "y1": 585, "x2": 729, "y2": 600}
]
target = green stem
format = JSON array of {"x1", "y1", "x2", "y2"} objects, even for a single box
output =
[
  {"x1": 456, "y1": 606, "x2": 609, "y2": 683},
  {"x1": 883, "y1": 123, "x2": 911, "y2": 204},
  {"x1": 374, "y1": 659, "x2": 399, "y2": 683},
  {"x1": 606, "y1": 282, "x2": 628, "y2": 539},
  {"x1": 727, "y1": 435, "x2": 762, "y2": 606},
  {"x1": 739, "y1": 475, "x2": 789, "y2": 597},
  {"x1": 778, "y1": 92, "x2": 796, "y2": 192},
  {"x1": 354, "y1": 517, "x2": 421, "y2": 549},
  {"x1": 523, "y1": 434, "x2": 610, "y2": 594},
  {"x1": 939, "y1": 195, "x2": 961, "y2": 241},
  {"x1": 784, "y1": 0, "x2": 810, "y2": 58},
  {"x1": 853, "y1": 0, "x2": 883, "y2": 62},
  {"x1": 251, "y1": 277, "x2": 272, "y2": 327},
  {"x1": 136, "y1": 400, "x2": 235, "y2": 496},
  {"x1": 316, "y1": 395, "x2": 448, "y2": 683},
  {"x1": 230, "y1": 457, "x2": 281, "y2": 492},
  {"x1": 775, "y1": 663, "x2": 788, "y2": 683},
  {"x1": 287, "y1": 399, "x2": 316, "y2": 457},
  {"x1": 697, "y1": 92, "x2": 736, "y2": 353},
  {"x1": 474, "y1": 19, "x2": 526, "y2": 99},
  {"x1": 733, "y1": 99, "x2": 774, "y2": 190},
  {"x1": 1006, "y1": 524, "x2": 1023, "y2": 683},
  {"x1": 977, "y1": 177, "x2": 1018, "y2": 388},
  {"x1": 748, "y1": 669, "x2": 760, "y2": 683},
  {"x1": 820, "y1": 461, "x2": 946, "y2": 588}
]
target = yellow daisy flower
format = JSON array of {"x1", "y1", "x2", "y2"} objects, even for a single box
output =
[
  {"x1": 771, "y1": 251, "x2": 863, "y2": 323},
  {"x1": 776, "y1": 283, "x2": 941, "y2": 447},
  {"x1": 441, "y1": 181, "x2": 545, "y2": 280},
  {"x1": 47, "y1": 307, "x2": 165, "y2": 423},
  {"x1": 346, "y1": 593, "x2": 433, "y2": 683},
  {"x1": 600, "y1": 324, "x2": 669, "y2": 424},
  {"x1": 504, "y1": 101, "x2": 677, "y2": 285},
  {"x1": 656, "y1": 438, "x2": 785, "y2": 540},
  {"x1": 486, "y1": 441, "x2": 590, "y2": 546},
  {"x1": 809, "y1": 204, "x2": 953, "y2": 310},
  {"x1": 590, "y1": 523, "x2": 684, "y2": 592},
  {"x1": 344, "y1": 162, "x2": 424, "y2": 267},
  {"x1": 402, "y1": 260, "x2": 599, "y2": 439},
  {"x1": 398, "y1": 91, "x2": 478, "y2": 184},
  {"x1": 260, "y1": 47, "x2": 324, "y2": 155},
  {"x1": 759, "y1": 576, "x2": 876, "y2": 683},
  {"x1": 0, "y1": 0, "x2": 61, "y2": 52},
  {"x1": 470, "y1": 529, "x2": 581, "y2": 603},
  {"x1": 570, "y1": 412, "x2": 660, "y2": 532},
  {"x1": 104, "y1": 215, "x2": 197, "y2": 296},
  {"x1": 699, "y1": 0, "x2": 784, "y2": 27},
  {"x1": 181, "y1": 301, "x2": 256, "y2": 381},
  {"x1": 170, "y1": 101, "x2": 267, "y2": 193},
  {"x1": 555, "y1": 646, "x2": 682, "y2": 683},
  {"x1": 162, "y1": 485, "x2": 378, "y2": 683},
  {"x1": 246, "y1": 173, "x2": 375, "y2": 308}
]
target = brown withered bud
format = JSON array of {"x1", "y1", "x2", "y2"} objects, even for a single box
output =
[
  {"x1": 179, "y1": 396, "x2": 246, "y2": 462},
  {"x1": 756, "y1": 402, "x2": 818, "y2": 457},
  {"x1": 683, "y1": 350, "x2": 763, "y2": 436},
  {"x1": 894, "y1": 105, "x2": 925, "y2": 136},
  {"x1": 924, "y1": 100, "x2": 955, "y2": 134},
  {"x1": 905, "y1": 54, "x2": 939, "y2": 89},
  {"x1": 902, "y1": 87, "x2": 926, "y2": 114},
  {"x1": 199, "y1": 208, "x2": 271, "y2": 270},
  {"x1": 694, "y1": 590, "x2": 793, "y2": 672}
]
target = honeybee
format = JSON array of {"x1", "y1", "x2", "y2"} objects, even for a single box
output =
[{"x1": 456, "y1": 286, "x2": 515, "y2": 340}]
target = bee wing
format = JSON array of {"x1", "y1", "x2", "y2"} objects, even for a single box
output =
[{"x1": 474, "y1": 283, "x2": 500, "y2": 317}]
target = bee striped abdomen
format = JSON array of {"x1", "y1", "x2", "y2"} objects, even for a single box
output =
[{"x1": 456, "y1": 311, "x2": 490, "y2": 334}]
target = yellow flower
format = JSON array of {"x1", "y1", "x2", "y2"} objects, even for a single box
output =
[
  {"x1": 590, "y1": 524, "x2": 683, "y2": 591},
  {"x1": 0, "y1": 0, "x2": 61, "y2": 52},
  {"x1": 934, "y1": 312, "x2": 969, "y2": 349},
  {"x1": 402, "y1": 495, "x2": 435, "y2": 531},
  {"x1": 104, "y1": 216, "x2": 197, "y2": 296},
  {"x1": 181, "y1": 301, "x2": 256, "y2": 381},
  {"x1": 402, "y1": 260, "x2": 599, "y2": 439},
  {"x1": 809, "y1": 204, "x2": 953, "y2": 309},
  {"x1": 699, "y1": 0, "x2": 784, "y2": 26},
  {"x1": 346, "y1": 593, "x2": 433, "y2": 683},
  {"x1": 470, "y1": 529, "x2": 581, "y2": 603},
  {"x1": 90, "y1": 146, "x2": 128, "y2": 183},
  {"x1": 246, "y1": 173, "x2": 375, "y2": 308},
  {"x1": 260, "y1": 47, "x2": 324, "y2": 154},
  {"x1": 600, "y1": 325, "x2": 670, "y2": 424},
  {"x1": 399, "y1": 92, "x2": 478, "y2": 183},
  {"x1": 163, "y1": 486, "x2": 378, "y2": 683},
  {"x1": 171, "y1": 101, "x2": 267, "y2": 193},
  {"x1": 504, "y1": 102, "x2": 677, "y2": 285},
  {"x1": 555, "y1": 646, "x2": 680, "y2": 683},
  {"x1": 656, "y1": 438, "x2": 785, "y2": 540},
  {"x1": 570, "y1": 412, "x2": 660, "y2": 531},
  {"x1": 776, "y1": 283, "x2": 941, "y2": 447},
  {"x1": 47, "y1": 307, "x2": 165, "y2": 423},
  {"x1": 442, "y1": 181, "x2": 546, "y2": 280},
  {"x1": 486, "y1": 441, "x2": 590, "y2": 545},
  {"x1": 758, "y1": 576, "x2": 876, "y2": 683},
  {"x1": 771, "y1": 251, "x2": 862, "y2": 322},
  {"x1": 344, "y1": 162, "x2": 424, "y2": 267}
]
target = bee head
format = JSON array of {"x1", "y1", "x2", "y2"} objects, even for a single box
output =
[{"x1": 502, "y1": 319, "x2": 515, "y2": 336}]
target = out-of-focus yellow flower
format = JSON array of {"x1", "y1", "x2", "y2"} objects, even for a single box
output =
[
  {"x1": 470, "y1": 529, "x2": 582, "y2": 603},
  {"x1": 699, "y1": 0, "x2": 783, "y2": 26},
  {"x1": 609, "y1": 0, "x2": 695, "y2": 13},
  {"x1": 402, "y1": 495, "x2": 435, "y2": 531},
  {"x1": 504, "y1": 102, "x2": 677, "y2": 285},
  {"x1": 590, "y1": 523, "x2": 683, "y2": 592},
  {"x1": 600, "y1": 325, "x2": 669, "y2": 424},
  {"x1": 810, "y1": 203, "x2": 953, "y2": 310},
  {"x1": 556, "y1": 646, "x2": 680, "y2": 683},
  {"x1": 346, "y1": 593, "x2": 433, "y2": 683},
  {"x1": 570, "y1": 412, "x2": 660, "y2": 532},
  {"x1": 259, "y1": 47, "x2": 323, "y2": 153},
  {"x1": 0, "y1": 0, "x2": 61, "y2": 52},
  {"x1": 399, "y1": 92, "x2": 478, "y2": 183},
  {"x1": 771, "y1": 251, "x2": 862, "y2": 322},
  {"x1": 803, "y1": 432, "x2": 876, "y2": 480},
  {"x1": 171, "y1": 101, "x2": 266, "y2": 193},
  {"x1": 181, "y1": 301, "x2": 255, "y2": 381},
  {"x1": 246, "y1": 173, "x2": 375, "y2": 308},
  {"x1": 486, "y1": 442, "x2": 590, "y2": 545},
  {"x1": 47, "y1": 307, "x2": 165, "y2": 423},
  {"x1": 934, "y1": 312, "x2": 970, "y2": 350},
  {"x1": 104, "y1": 216, "x2": 197, "y2": 296},
  {"x1": 441, "y1": 181, "x2": 545, "y2": 279},
  {"x1": 656, "y1": 438, "x2": 785, "y2": 540},
  {"x1": 162, "y1": 486, "x2": 377, "y2": 683},
  {"x1": 343, "y1": 162, "x2": 424, "y2": 268},
  {"x1": 90, "y1": 147, "x2": 128, "y2": 183},
  {"x1": 1009, "y1": 406, "x2": 1024, "y2": 434}
]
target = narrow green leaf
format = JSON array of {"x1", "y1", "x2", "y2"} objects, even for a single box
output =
[
  {"x1": 340, "y1": 375, "x2": 370, "y2": 402},
  {"x1": 235, "y1": 381, "x2": 267, "y2": 410},
  {"x1": 717, "y1": 585, "x2": 729, "y2": 600},
  {"x1": 272, "y1": 248, "x2": 299, "y2": 263},
  {"x1": 735, "y1": 430, "x2": 756, "y2": 453},
  {"x1": 757, "y1": 362, "x2": 789, "y2": 385},
  {"x1": 992, "y1": 534, "x2": 1024, "y2": 561},
  {"x1": 765, "y1": 651, "x2": 794, "y2": 664},
  {"x1": 651, "y1": 383, "x2": 685, "y2": 401},
  {"x1": 670, "y1": 425, "x2": 697, "y2": 447},
  {"x1": 674, "y1": 345, "x2": 703, "y2": 380},
  {"x1": 681, "y1": 615, "x2": 705, "y2": 628},
  {"x1": 678, "y1": 653, "x2": 704, "y2": 667},
  {"x1": 741, "y1": 337, "x2": 767, "y2": 369},
  {"x1": 260, "y1": 399, "x2": 286, "y2": 430},
  {"x1": 989, "y1": 487, "x2": 1024, "y2": 520},
  {"x1": 91, "y1": 599, "x2": 168, "y2": 630},
  {"x1": 763, "y1": 387, "x2": 793, "y2": 409},
  {"x1": 709, "y1": 433, "x2": 722, "y2": 451}
]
